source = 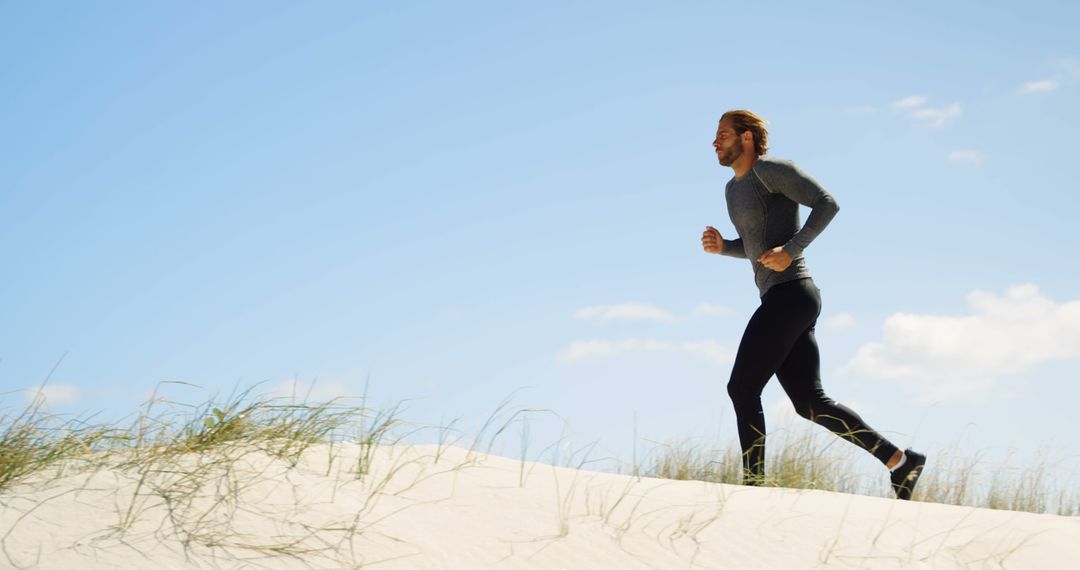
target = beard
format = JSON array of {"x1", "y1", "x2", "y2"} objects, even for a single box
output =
[{"x1": 717, "y1": 140, "x2": 743, "y2": 166}]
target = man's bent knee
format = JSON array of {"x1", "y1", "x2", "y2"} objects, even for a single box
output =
[{"x1": 796, "y1": 405, "x2": 815, "y2": 421}]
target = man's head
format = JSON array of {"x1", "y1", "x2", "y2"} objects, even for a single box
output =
[{"x1": 713, "y1": 110, "x2": 769, "y2": 167}]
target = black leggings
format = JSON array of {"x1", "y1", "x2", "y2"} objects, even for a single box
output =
[{"x1": 727, "y1": 278, "x2": 898, "y2": 483}]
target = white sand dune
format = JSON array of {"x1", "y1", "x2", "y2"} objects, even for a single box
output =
[{"x1": 2, "y1": 443, "x2": 1078, "y2": 569}]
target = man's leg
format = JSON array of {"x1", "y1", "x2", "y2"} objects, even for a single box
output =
[
  {"x1": 776, "y1": 323, "x2": 928, "y2": 499},
  {"x1": 775, "y1": 316, "x2": 900, "y2": 466},
  {"x1": 727, "y1": 280, "x2": 819, "y2": 483}
]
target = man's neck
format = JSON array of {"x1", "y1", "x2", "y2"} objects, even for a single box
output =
[{"x1": 731, "y1": 153, "x2": 758, "y2": 179}]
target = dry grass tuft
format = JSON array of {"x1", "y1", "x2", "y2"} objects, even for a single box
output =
[{"x1": 643, "y1": 421, "x2": 1080, "y2": 516}]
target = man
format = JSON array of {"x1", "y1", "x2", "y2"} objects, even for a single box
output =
[{"x1": 701, "y1": 109, "x2": 926, "y2": 499}]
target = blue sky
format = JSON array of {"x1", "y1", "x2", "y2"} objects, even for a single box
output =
[{"x1": 3, "y1": 2, "x2": 1079, "y2": 482}]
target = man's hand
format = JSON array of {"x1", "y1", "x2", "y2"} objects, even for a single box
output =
[
  {"x1": 758, "y1": 246, "x2": 792, "y2": 272},
  {"x1": 702, "y1": 226, "x2": 723, "y2": 254}
]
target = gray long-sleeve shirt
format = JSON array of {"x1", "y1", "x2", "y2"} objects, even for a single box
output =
[{"x1": 720, "y1": 156, "x2": 839, "y2": 297}]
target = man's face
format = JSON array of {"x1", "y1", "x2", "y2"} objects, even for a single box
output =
[{"x1": 713, "y1": 120, "x2": 743, "y2": 166}]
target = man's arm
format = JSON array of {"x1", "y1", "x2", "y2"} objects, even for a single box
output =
[
  {"x1": 721, "y1": 237, "x2": 747, "y2": 258},
  {"x1": 702, "y1": 226, "x2": 747, "y2": 258},
  {"x1": 756, "y1": 160, "x2": 839, "y2": 258}
]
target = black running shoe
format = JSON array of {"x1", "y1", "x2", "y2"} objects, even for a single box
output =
[{"x1": 890, "y1": 449, "x2": 926, "y2": 500}]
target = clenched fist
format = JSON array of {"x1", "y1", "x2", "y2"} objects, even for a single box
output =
[
  {"x1": 758, "y1": 246, "x2": 793, "y2": 272},
  {"x1": 701, "y1": 226, "x2": 723, "y2": 254}
]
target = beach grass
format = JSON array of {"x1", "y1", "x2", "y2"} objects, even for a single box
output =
[
  {"x1": 2, "y1": 388, "x2": 1078, "y2": 518},
  {"x1": 642, "y1": 421, "x2": 1080, "y2": 516}
]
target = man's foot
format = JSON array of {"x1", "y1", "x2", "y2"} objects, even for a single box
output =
[
  {"x1": 890, "y1": 449, "x2": 926, "y2": 500},
  {"x1": 741, "y1": 470, "x2": 765, "y2": 487}
]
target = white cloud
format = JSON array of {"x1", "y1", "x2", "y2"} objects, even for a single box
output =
[
  {"x1": 888, "y1": 96, "x2": 961, "y2": 128},
  {"x1": 1019, "y1": 79, "x2": 1061, "y2": 94},
  {"x1": 823, "y1": 312, "x2": 857, "y2": 332},
  {"x1": 892, "y1": 96, "x2": 929, "y2": 110},
  {"x1": 845, "y1": 284, "x2": 1080, "y2": 403},
  {"x1": 1015, "y1": 58, "x2": 1079, "y2": 95},
  {"x1": 908, "y1": 103, "x2": 962, "y2": 128},
  {"x1": 558, "y1": 338, "x2": 734, "y2": 365},
  {"x1": 24, "y1": 383, "x2": 80, "y2": 407},
  {"x1": 574, "y1": 303, "x2": 677, "y2": 322},
  {"x1": 948, "y1": 150, "x2": 984, "y2": 166}
]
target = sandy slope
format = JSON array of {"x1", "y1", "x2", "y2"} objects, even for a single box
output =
[{"x1": 2, "y1": 443, "x2": 1078, "y2": 569}]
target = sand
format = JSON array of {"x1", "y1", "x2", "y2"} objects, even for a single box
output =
[{"x1": 2, "y1": 443, "x2": 1078, "y2": 569}]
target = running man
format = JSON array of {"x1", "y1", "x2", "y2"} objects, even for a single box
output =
[{"x1": 701, "y1": 109, "x2": 926, "y2": 499}]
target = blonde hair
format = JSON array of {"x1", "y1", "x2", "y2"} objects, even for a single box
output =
[{"x1": 721, "y1": 109, "x2": 769, "y2": 156}]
